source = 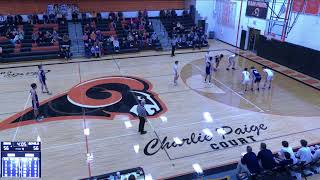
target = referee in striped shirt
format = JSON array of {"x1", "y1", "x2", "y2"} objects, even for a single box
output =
[{"x1": 137, "y1": 99, "x2": 147, "y2": 135}]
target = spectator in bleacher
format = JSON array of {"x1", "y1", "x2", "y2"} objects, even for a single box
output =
[
  {"x1": 62, "y1": 34, "x2": 70, "y2": 45},
  {"x1": 32, "y1": 31, "x2": 39, "y2": 44},
  {"x1": 279, "y1": 141, "x2": 298, "y2": 164},
  {"x1": 275, "y1": 152, "x2": 294, "y2": 171},
  {"x1": 257, "y1": 143, "x2": 276, "y2": 170},
  {"x1": 313, "y1": 146, "x2": 320, "y2": 161},
  {"x1": 72, "y1": 6, "x2": 79, "y2": 23},
  {"x1": 43, "y1": 13, "x2": 49, "y2": 24},
  {"x1": 192, "y1": 33, "x2": 200, "y2": 50},
  {"x1": 151, "y1": 32, "x2": 158, "y2": 44},
  {"x1": 200, "y1": 34, "x2": 208, "y2": 46},
  {"x1": 38, "y1": 31, "x2": 45, "y2": 44},
  {"x1": 83, "y1": 33, "x2": 89, "y2": 42},
  {"x1": 49, "y1": 13, "x2": 56, "y2": 23},
  {"x1": 113, "y1": 38, "x2": 120, "y2": 52},
  {"x1": 182, "y1": 10, "x2": 189, "y2": 17},
  {"x1": 237, "y1": 146, "x2": 261, "y2": 176},
  {"x1": 0, "y1": 15, "x2": 6, "y2": 36},
  {"x1": 44, "y1": 31, "x2": 53, "y2": 43},
  {"x1": 90, "y1": 31, "x2": 97, "y2": 42},
  {"x1": 51, "y1": 30, "x2": 60, "y2": 43},
  {"x1": 0, "y1": 46, "x2": 3, "y2": 57},
  {"x1": 60, "y1": 45, "x2": 71, "y2": 60},
  {"x1": 296, "y1": 139, "x2": 313, "y2": 164}
]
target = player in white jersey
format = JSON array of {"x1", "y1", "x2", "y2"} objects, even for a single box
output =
[
  {"x1": 38, "y1": 65, "x2": 50, "y2": 94},
  {"x1": 226, "y1": 54, "x2": 236, "y2": 71},
  {"x1": 205, "y1": 57, "x2": 214, "y2": 83},
  {"x1": 262, "y1": 66, "x2": 274, "y2": 89},
  {"x1": 173, "y1": 61, "x2": 179, "y2": 86},
  {"x1": 240, "y1": 68, "x2": 250, "y2": 94},
  {"x1": 30, "y1": 83, "x2": 43, "y2": 121}
]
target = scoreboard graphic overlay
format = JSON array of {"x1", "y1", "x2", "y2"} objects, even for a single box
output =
[{"x1": 1, "y1": 142, "x2": 41, "y2": 178}]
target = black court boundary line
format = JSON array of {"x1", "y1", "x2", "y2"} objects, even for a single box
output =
[
  {"x1": 0, "y1": 49, "x2": 221, "y2": 70},
  {"x1": 168, "y1": 127, "x2": 320, "y2": 160},
  {"x1": 225, "y1": 49, "x2": 320, "y2": 91}
]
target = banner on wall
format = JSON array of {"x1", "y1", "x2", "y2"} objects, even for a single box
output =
[
  {"x1": 216, "y1": 0, "x2": 237, "y2": 28},
  {"x1": 292, "y1": 0, "x2": 320, "y2": 15},
  {"x1": 245, "y1": 0, "x2": 269, "y2": 19}
]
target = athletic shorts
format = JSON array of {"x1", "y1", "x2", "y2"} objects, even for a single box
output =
[
  {"x1": 254, "y1": 77, "x2": 261, "y2": 83},
  {"x1": 242, "y1": 79, "x2": 250, "y2": 85},
  {"x1": 40, "y1": 78, "x2": 46, "y2": 86},
  {"x1": 32, "y1": 100, "x2": 39, "y2": 110},
  {"x1": 266, "y1": 75, "x2": 273, "y2": 81},
  {"x1": 206, "y1": 67, "x2": 211, "y2": 75}
]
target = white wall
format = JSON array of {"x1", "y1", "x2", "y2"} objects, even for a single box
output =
[
  {"x1": 195, "y1": 0, "x2": 320, "y2": 51},
  {"x1": 195, "y1": 0, "x2": 215, "y2": 33},
  {"x1": 286, "y1": 14, "x2": 320, "y2": 51}
]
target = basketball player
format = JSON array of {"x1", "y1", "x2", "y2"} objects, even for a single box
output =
[
  {"x1": 262, "y1": 66, "x2": 274, "y2": 89},
  {"x1": 173, "y1": 61, "x2": 179, "y2": 86},
  {"x1": 205, "y1": 57, "x2": 214, "y2": 83},
  {"x1": 250, "y1": 66, "x2": 261, "y2": 91},
  {"x1": 38, "y1": 65, "x2": 50, "y2": 94},
  {"x1": 30, "y1": 83, "x2": 42, "y2": 121},
  {"x1": 226, "y1": 54, "x2": 236, "y2": 71},
  {"x1": 240, "y1": 68, "x2": 250, "y2": 94},
  {"x1": 205, "y1": 51, "x2": 210, "y2": 63},
  {"x1": 215, "y1": 54, "x2": 224, "y2": 69}
]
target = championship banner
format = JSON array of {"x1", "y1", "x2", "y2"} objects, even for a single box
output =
[{"x1": 245, "y1": 0, "x2": 269, "y2": 19}]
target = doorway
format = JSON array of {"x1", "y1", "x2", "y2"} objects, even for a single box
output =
[{"x1": 247, "y1": 28, "x2": 261, "y2": 53}]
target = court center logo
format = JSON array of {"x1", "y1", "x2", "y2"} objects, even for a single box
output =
[{"x1": 0, "y1": 76, "x2": 167, "y2": 131}]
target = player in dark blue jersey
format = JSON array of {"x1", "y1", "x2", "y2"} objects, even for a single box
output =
[
  {"x1": 37, "y1": 65, "x2": 50, "y2": 94},
  {"x1": 250, "y1": 66, "x2": 261, "y2": 91}
]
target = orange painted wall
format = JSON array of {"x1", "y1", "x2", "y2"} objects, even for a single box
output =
[{"x1": 0, "y1": 0, "x2": 184, "y2": 15}]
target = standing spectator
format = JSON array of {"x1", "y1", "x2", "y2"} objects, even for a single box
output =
[
  {"x1": 257, "y1": 143, "x2": 276, "y2": 170},
  {"x1": 296, "y1": 139, "x2": 313, "y2": 164},
  {"x1": 171, "y1": 37, "x2": 177, "y2": 57}
]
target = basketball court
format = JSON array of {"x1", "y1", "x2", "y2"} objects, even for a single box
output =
[{"x1": 0, "y1": 40, "x2": 319, "y2": 179}]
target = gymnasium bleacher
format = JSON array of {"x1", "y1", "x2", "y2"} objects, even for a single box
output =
[{"x1": 0, "y1": 21, "x2": 68, "y2": 62}]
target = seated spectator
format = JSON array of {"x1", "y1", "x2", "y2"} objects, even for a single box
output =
[
  {"x1": 32, "y1": 31, "x2": 39, "y2": 44},
  {"x1": 313, "y1": 146, "x2": 320, "y2": 161},
  {"x1": 113, "y1": 38, "x2": 120, "y2": 52},
  {"x1": 44, "y1": 31, "x2": 53, "y2": 43},
  {"x1": 60, "y1": 45, "x2": 71, "y2": 60},
  {"x1": 311, "y1": 146, "x2": 320, "y2": 173},
  {"x1": 279, "y1": 141, "x2": 298, "y2": 164},
  {"x1": 237, "y1": 146, "x2": 261, "y2": 176},
  {"x1": 151, "y1": 32, "x2": 158, "y2": 44},
  {"x1": 93, "y1": 42, "x2": 101, "y2": 58},
  {"x1": 296, "y1": 139, "x2": 313, "y2": 164},
  {"x1": 51, "y1": 30, "x2": 60, "y2": 43},
  {"x1": 275, "y1": 152, "x2": 294, "y2": 171},
  {"x1": 83, "y1": 33, "x2": 89, "y2": 42},
  {"x1": 90, "y1": 45, "x2": 96, "y2": 57},
  {"x1": 257, "y1": 143, "x2": 276, "y2": 170},
  {"x1": 0, "y1": 46, "x2": 2, "y2": 57}
]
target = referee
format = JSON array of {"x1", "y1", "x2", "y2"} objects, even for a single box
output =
[{"x1": 137, "y1": 99, "x2": 147, "y2": 135}]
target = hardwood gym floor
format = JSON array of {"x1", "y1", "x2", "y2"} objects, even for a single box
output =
[{"x1": 0, "y1": 40, "x2": 319, "y2": 179}]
